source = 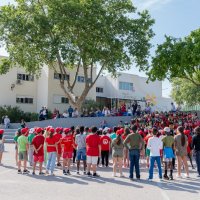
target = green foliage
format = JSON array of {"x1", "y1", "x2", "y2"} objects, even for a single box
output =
[
  {"x1": 0, "y1": 105, "x2": 41, "y2": 123},
  {"x1": 0, "y1": 0, "x2": 154, "y2": 108},
  {"x1": 149, "y1": 29, "x2": 200, "y2": 86},
  {"x1": 171, "y1": 78, "x2": 200, "y2": 106}
]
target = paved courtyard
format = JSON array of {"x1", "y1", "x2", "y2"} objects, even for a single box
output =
[{"x1": 0, "y1": 144, "x2": 200, "y2": 200}]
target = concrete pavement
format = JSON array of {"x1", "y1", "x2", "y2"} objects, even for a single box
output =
[{"x1": 0, "y1": 144, "x2": 200, "y2": 200}]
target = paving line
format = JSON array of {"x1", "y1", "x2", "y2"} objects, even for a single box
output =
[{"x1": 157, "y1": 181, "x2": 171, "y2": 200}]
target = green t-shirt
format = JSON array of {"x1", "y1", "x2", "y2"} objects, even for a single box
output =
[
  {"x1": 28, "y1": 133, "x2": 35, "y2": 144},
  {"x1": 14, "y1": 135, "x2": 19, "y2": 142},
  {"x1": 17, "y1": 135, "x2": 28, "y2": 152},
  {"x1": 162, "y1": 136, "x2": 174, "y2": 148}
]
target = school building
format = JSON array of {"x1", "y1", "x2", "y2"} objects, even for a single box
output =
[{"x1": 0, "y1": 56, "x2": 172, "y2": 113}]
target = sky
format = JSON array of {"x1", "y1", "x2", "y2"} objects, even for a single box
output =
[{"x1": 0, "y1": 0, "x2": 200, "y2": 98}]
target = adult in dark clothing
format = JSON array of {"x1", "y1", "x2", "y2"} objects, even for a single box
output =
[
  {"x1": 132, "y1": 101, "x2": 138, "y2": 116},
  {"x1": 124, "y1": 125, "x2": 144, "y2": 180},
  {"x1": 68, "y1": 106, "x2": 74, "y2": 118},
  {"x1": 191, "y1": 126, "x2": 200, "y2": 177}
]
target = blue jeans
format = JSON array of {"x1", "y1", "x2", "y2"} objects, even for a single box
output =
[
  {"x1": 129, "y1": 149, "x2": 140, "y2": 179},
  {"x1": 77, "y1": 148, "x2": 86, "y2": 161},
  {"x1": 195, "y1": 151, "x2": 200, "y2": 175},
  {"x1": 149, "y1": 156, "x2": 162, "y2": 179},
  {"x1": 46, "y1": 152, "x2": 57, "y2": 173}
]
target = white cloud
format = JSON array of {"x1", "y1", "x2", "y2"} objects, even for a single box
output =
[{"x1": 133, "y1": 0, "x2": 172, "y2": 11}]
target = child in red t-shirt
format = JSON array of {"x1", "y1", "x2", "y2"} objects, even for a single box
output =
[
  {"x1": 61, "y1": 128, "x2": 75, "y2": 175},
  {"x1": 45, "y1": 128, "x2": 57, "y2": 175},
  {"x1": 100, "y1": 130, "x2": 111, "y2": 167},
  {"x1": 54, "y1": 127, "x2": 63, "y2": 166}
]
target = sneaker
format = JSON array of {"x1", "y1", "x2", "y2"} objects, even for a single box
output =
[
  {"x1": 57, "y1": 163, "x2": 61, "y2": 167},
  {"x1": 169, "y1": 175, "x2": 173, "y2": 180},
  {"x1": 39, "y1": 172, "x2": 45, "y2": 175},
  {"x1": 164, "y1": 174, "x2": 169, "y2": 180},
  {"x1": 87, "y1": 172, "x2": 92, "y2": 176},
  {"x1": 50, "y1": 173, "x2": 55, "y2": 176},
  {"x1": 113, "y1": 173, "x2": 117, "y2": 177},
  {"x1": 147, "y1": 178, "x2": 153, "y2": 182},
  {"x1": 63, "y1": 170, "x2": 67, "y2": 175},
  {"x1": 18, "y1": 170, "x2": 22, "y2": 174},
  {"x1": 32, "y1": 172, "x2": 35, "y2": 175},
  {"x1": 76, "y1": 171, "x2": 80, "y2": 175},
  {"x1": 93, "y1": 173, "x2": 100, "y2": 177},
  {"x1": 184, "y1": 174, "x2": 190, "y2": 178},
  {"x1": 83, "y1": 171, "x2": 87, "y2": 175},
  {"x1": 23, "y1": 170, "x2": 30, "y2": 174},
  {"x1": 67, "y1": 170, "x2": 71, "y2": 175}
]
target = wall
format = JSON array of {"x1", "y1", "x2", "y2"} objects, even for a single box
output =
[{"x1": 10, "y1": 116, "x2": 133, "y2": 129}]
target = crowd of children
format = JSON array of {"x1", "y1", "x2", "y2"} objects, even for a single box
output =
[{"x1": 0, "y1": 111, "x2": 200, "y2": 182}]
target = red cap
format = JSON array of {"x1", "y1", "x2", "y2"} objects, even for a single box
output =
[
  {"x1": 184, "y1": 130, "x2": 190, "y2": 135},
  {"x1": 55, "y1": 127, "x2": 60, "y2": 133},
  {"x1": 116, "y1": 129, "x2": 123, "y2": 135},
  {"x1": 64, "y1": 128, "x2": 71, "y2": 133},
  {"x1": 36, "y1": 127, "x2": 43, "y2": 134},
  {"x1": 49, "y1": 128, "x2": 55, "y2": 133},
  {"x1": 21, "y1": 128, "x2": 28, "y2": 134},
  {"x1": 0, "y1": 129, "x2": 4, "y2": 134},
  {"x1": 60, "y1": 127, "x2": 63, "y2": 132}
]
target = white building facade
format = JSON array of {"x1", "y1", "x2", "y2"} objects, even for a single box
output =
[
  {"x1": 0, "y1": 56, "x2": 96, "y2": 113},
  {"x1": 96, "y1": 73, "x2": 172, "y2": 111},
  {"x1": 0, "y1": 56, "x2": 172, "y2": 113}
]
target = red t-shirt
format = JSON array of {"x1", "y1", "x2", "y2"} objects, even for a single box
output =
[
  {"x1": 144, "y1": 135, "x2": 152, "y2": 145},
  {"x1": 100, "y1": 135, "x2": 111, "y2": 151},
  {"x1": 61, "y1": 135, "x2": 73, "y2": 152},
  {"x1": 53, "y1": 133, "x2": 62, "y2": 150},
  {"x1": 86, "y1": 134, "x2": 100, "y2": 156},
  {"x1": 32, "y1": 135, "x2": 45, "y2": 156},
  {"x1": 45, "y1": 137, "x2": 56, "y2": 152}
]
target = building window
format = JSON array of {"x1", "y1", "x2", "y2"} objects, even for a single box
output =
[
  {"x1": 61, "y1": 97, "x2": 69, "y2": 104},
  {"x1": 53, "y1": 95, "x2": 69, "y2": 104},
  {"x1": 16, "y1": 97, "x2": 33, "y2": 104},
  {"x1": 96, "y1": 87, "x2": 103, "y2": 93},
  {"x1": 119, "y1": 82, "x2": 134, "y2": 91},
  {"x1": 17, "y1": 73, "x2": 34, "y2": 81},
  {"x1": 54, "y1": 73, "x2": 70, "y2": 81},
  {"x1": 77, "y1": 76, "x2": 85, "y2": 82}
]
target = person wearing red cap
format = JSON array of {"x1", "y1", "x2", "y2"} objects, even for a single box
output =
[
  {"x1": 111, "y1": 129, "x2": 124, "y2": 177},
  {"x1": 32, "y1": 127, "x2": 45, "y2": 175},
  {"x1": 86, "y1": 126, "x2": 101, "y2": 177},
  {"x1": 45, "y1": 128, "x2": 57, "y2": 175},
  {"x1": 0, "y1": 129, "x2": 5, "y2": 165},
  {"x1": 17, "y1": 128, "x2": 29, "y2": 174},
  {"x1": 184, "y1": 129, "x2": 195, "y2": 169},
  {"x1": 61, "y1": 128, "x2": 74, "y2": 175},
  {"x1": 54, "y1": 127, "x2": 63, "y2": 167},
  {"x1": 100, "y1": 129, "x2": 111, "y2": 167}
]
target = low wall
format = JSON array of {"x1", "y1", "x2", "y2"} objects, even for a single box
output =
[{"x1": 11, "y1": 116, "x2": 133, "y2": 129}]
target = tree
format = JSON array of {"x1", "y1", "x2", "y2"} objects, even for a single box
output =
[
  {"x1": 148, "y1": 29, "x2": 200, "y2": 87},
  {"x1": 171, "y1": 78, "x2": 200, "y2": 106},
  {"x1": 0, "y1": 0, "x2": 154, "y2": 110}
]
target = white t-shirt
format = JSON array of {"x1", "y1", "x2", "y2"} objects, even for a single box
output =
[{"x1": 147, "y1": 136, "x2": 163, "y2": 157}]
